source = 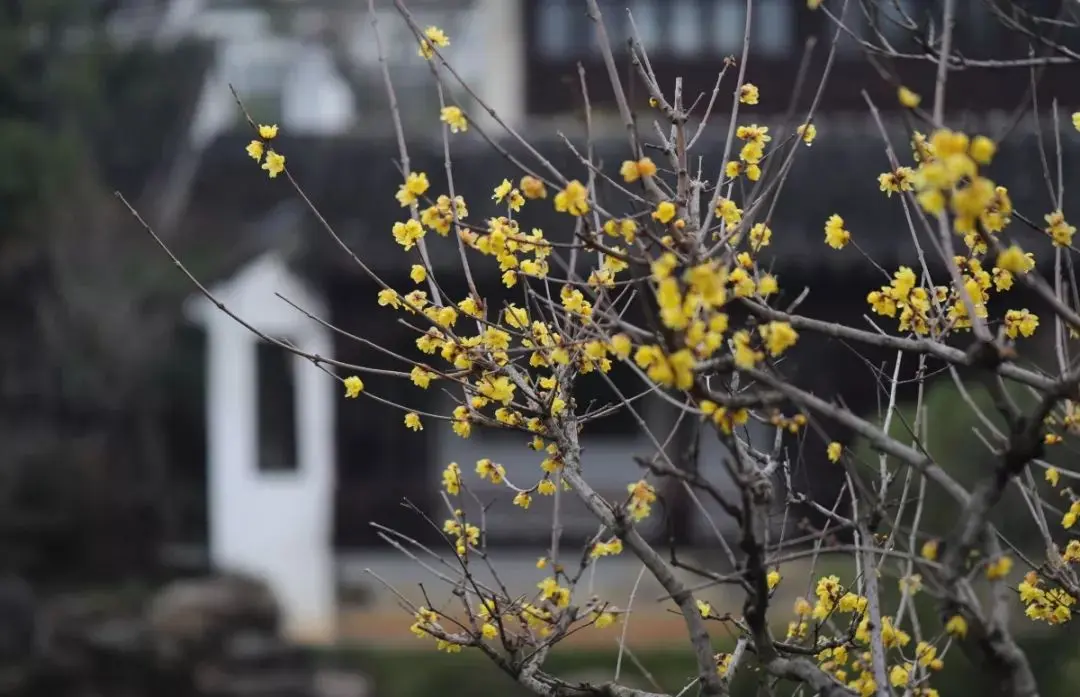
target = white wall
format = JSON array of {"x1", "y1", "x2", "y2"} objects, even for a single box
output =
[
  {"x1": 186, "y1": 253, "x2": 337, "y2": 643},
  {"x1": 171, "y1": 0, "x2": 527, "y2": 144}
]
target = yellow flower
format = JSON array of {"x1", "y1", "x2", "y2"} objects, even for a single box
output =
[
  {"x1": 419, "y1": 26, "x2": 450, "y2": 59},
  {"x1": 392, "y1": 219, "x2": 426, "y2": 250},
  {"x1": 440, "y1": 106, "x2": 468, "y2": 133},
  {"x1": 476, "y1": 458, "x2": 507, "y2": 484},
  {"x1": 767, "y1": 569, "x2": 781, "y2": 589},
  {"x1": 1004, "y1": 309, "x2": 1039, "y2": 339},
  {"x1": 716, "y1": 198, "x2": 742, "y2": 227},
  {"x1": 899, "y1": 574, "x2": 922, "y2": 595},
  {"x1": 343, "y1": 376, "x2": 364, "y2": 398},
  {"x1": 827, "y1": 441, "x2": 842, "y2": 463},
  {"x1": 739, "y1": 83, "x2": 760, "y2": 105},
  {"x1": 458, "y1": 295, "x2": 482, "y2": 318},
  {"x1": 610, "y1": 333, "x2": 632, "y2": 359},
  {"x1": 732, "y1": 330, "x2": 762, "y2": 369},
  {"x1": 410, "y1": 264, "x2": 427, "y2": 283},
  {"x1": 537, "y1": 577, "x2": 571, "y2": 607},
  {"x1": 824, "y1": 214, "x2": 850, "y2": 250},
  {"x1": 696, "y1": 599, "x2": 712, "y2": 618},
  {"x1": 652, "y1": 201, "x2": 677, "y2": 224},
  {"x1": 945, "y1": 614, "x2": 967, "y2": 638},
  {"x1": 749, "y1": 223, "x2": 771, "y2": 250},
  {"x1": 591, "y1": 538, "x2": 623, "y2": 558},
  {"x1": 636, "y1": 157, "x2": 658, "y2": 177},
  {"x1": 921, "y1": 539, "x2": 938, "y2": 561},
  {"x1": 1046, "y1": 467, "x2": 1060, "y2": 487},
  {"x1": 807, "y1": 0, "x2": 823, "y2": 8},
  {"x1": 520, "y1": 175, "x2": 547, "y2": 199},
  {"x1": 258, "y1": 123, "x2": 278, "y2": 139},
  {"x1": 995, "y1": 245, "x2": 1034, "y2": 274},
  {"x1": 396, "y1": 172, "x2": 430, "y2": 207},
  {"x1": 889, "y1": 664, "x2": 910, "y2": 688},
  {"x1": 593, "y1": 611, "x2": 616, "y2": 629},
  {"x1": 1065, "y1": 504, "x2": 1079, "y2": 529},
  {"x1": 757, "y1": 274, "x2": 778, "y2": 296},
  {"x1": 1046, "y1": 210, "x2": 1076, "y2": 247},
  {"x1": 480, "y1": 623, "x2": 498, "y2": 639},
  {"x1": 970, "y1": 135, "x2": 996, "y2": 165},
  {"x1": 898, "y1": 86, "x2": 921, "y2": 108},
  {"x1": 620, "y1": 157, "x2": 657, "y2": 182},
  {"x1": 986, "y1": 556, "x2": 1013, "y2": 580},
  {"x1": 246, "y1": 140, "x2": 264, "y2": 161},
  {"x1": 554, "y1": 180, "x2": 589, "y2": 216},
  {"x1": 879, "y1": 167, "x2": 916, "y2": 196},
  {"x1": 513, "y1": 491, "x2": 532, "y2": 509},
  {"x1": 626, "y1": 480, "x2": 657, "y2": 521},
  {"x1": 410, "y1": 366, "x2": 434, "y2": 388},
  {"x1": 1073, "y1": 112, "x2": 1080, "y2": 132},
  {"x1": 759, "y1": 321, "x2": 798, "y2": 356},
  {"x1": 796, "y1": 123, "x2": 816, "y2": 145},
  {"x1": 404, "y1": 412, "x2": 423, "y2": 431},
  {"x1": 262, "y1": 150, "x2": 285, "y2": 178},
  {"x1": 441, "y1": 463, "x2": 462, "y2": 496}
]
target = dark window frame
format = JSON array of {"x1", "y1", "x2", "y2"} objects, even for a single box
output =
[{"x1": 255, "y1": 338, "x2": 300, "y2": 475}]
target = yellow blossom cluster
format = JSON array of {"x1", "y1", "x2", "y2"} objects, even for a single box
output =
[
  {"x1": 409, "y1": 606, "x2": 462, "y2": 653},
  {"x1": 236, "y1": 35, "x2": 1080, "y2": 666},
  {"x1": 440, "y1": 106, "x2": 468, "y2": 133},
  {"x1": 619, "y1": 157, "x2": 658, "y2": 182},
  {"x1": 408, "y1": 588, "x2": 623, "y2": 654},
  {"x1": 418, "y1": 26, "x2": 449, "y2": 60},
  {"x1": 726, "y1": 124, "x2": 770, "y2": 181},
  {"x1": 442, "y1": 510, "x2": 480, "y2": 556},
  {"x1": 1061, "y1": 498, "x2": 1080, "y2": 529},
  {"x1": 867, "y1": 254, "x2": 1039, "y2": 338},
  {"x1": 858, "y1": 129, "x2": 1053, "y2": 341},
  {"x1": 626, "y1": 480, "x2": 657, "y2": 521},
  {"x1": 786, "y1": 575, "x2": 955, "y2": 697},
  {"x1": 1018, "y1": 571, "x2": 1076, "y2": 625},
  {"x1": 245, "y1": 123, "x2": 285, "y2": 178},
  {"x1": 590, "y1": 537, "x2": 624, "y2": 558},
  {"x1": 767, "y1": 411, "x2": 808, "y2": 434}
]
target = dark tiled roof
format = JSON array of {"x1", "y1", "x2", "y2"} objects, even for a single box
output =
[{"x1": 185, "y1": 117, "x2": 1080, "y2": 280}]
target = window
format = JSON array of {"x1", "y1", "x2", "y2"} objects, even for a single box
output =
[
  {"x1": 670, "y1": 0, "x2": 706, "y2": 57},
  {"x1": 874, "y1": 0, "x2": 919, "y2": 50},
  {"x1": 835, "y1": 0, "x2": 867, "y2": 56},
  {"x1": 753, "y1": 0, "x2": 795, "y2": 57},
  {"x1": 590, "y1": 0, "x2": 628, "y2": 54},
  {"x1": 712, "y1": 1, "x2": 745, "y2": 54},
  {"x1": 255, "y1": 339, "x2": 299, "y2": 473},
  {"x1": 537, "y1": 0, "x2": 593, "y2": 58},
  {"x1": 627, "y1": 0, "x2": 661, "y2": 54}
]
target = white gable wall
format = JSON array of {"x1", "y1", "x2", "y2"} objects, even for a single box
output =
[{"x1": 186, "y1": 253, "x2": 337, "y2": 643}]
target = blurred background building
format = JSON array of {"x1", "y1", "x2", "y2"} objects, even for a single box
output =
[{"x1": 2, "y1": 1, "x2": 1080, "y2": 694}]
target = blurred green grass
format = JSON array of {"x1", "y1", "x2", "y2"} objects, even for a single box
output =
[{"x1": 317, "y1": 637, "x2": 1079, "y2": 697}]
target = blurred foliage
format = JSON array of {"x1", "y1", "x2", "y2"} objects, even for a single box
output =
[
  {"x1": 847, "y1": 374, "x2": 1080, "y2": 688},
  {"x1": 849, "y1": 375, "x2": 1049, "y2": 547},
  {"x1": 320, "y1": 641, "x2": 1080, "y2": 697},
  {"x1": 0, "y1": 0, "x2": 213, "y2": 585}
]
